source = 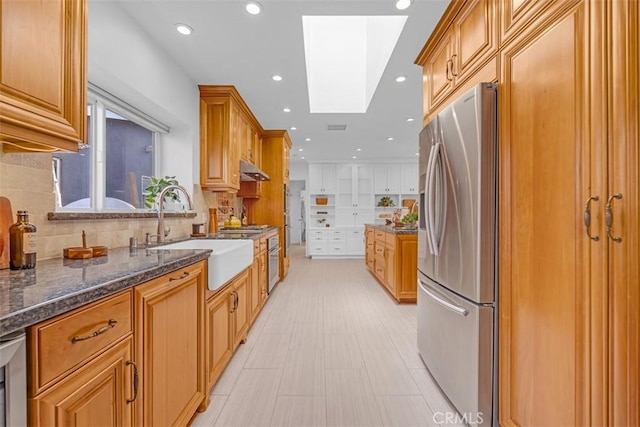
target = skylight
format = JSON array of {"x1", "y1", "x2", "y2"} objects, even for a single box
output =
[{"x1": 302, "y1": 15, "x2": 407, "y2": 114}]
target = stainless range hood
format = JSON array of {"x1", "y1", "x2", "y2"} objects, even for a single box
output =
[{"x1": 240, "y1": 160, "x2": 271, "y2": 182}]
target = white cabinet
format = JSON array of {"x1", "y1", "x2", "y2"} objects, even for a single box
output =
[
  {"x1": 335, "y1": 210, "x2": 375, "y2": 228},
  {"x1": 400, "y1": 163, "x2": 419, "y2": 194},
  {"x1": 346, "y1": 229, "x2": 365, "y2": 256},
  {"x1": 374, "y1": 164, "x2": 401, "y2": 193},
  {"x1": 308, "y1": 164, "x2": 337, "y2": 194},
  {"x1": 336, "y1": 164, "x2": 374, "y2": 208},
  {"x1": 307, "y1": 229, "x2": 328, "y2": 255}
]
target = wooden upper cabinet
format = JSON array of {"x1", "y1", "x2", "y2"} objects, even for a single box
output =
[
  {"x1": 499, "y1": 0, "x2": 574, "y2": 47},
  {"x1": 199, "y1": 86, "x2": 263, "y2": 192},
  {"x1": 417, "y1": 0, "x2": 497, "y2": 115},
  {"x1": 0, "y1": 0, "x2": 87, "y2": 152}
]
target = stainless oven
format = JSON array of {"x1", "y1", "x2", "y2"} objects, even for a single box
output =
[
  {"x1": 0, "y1": 331, "x2": 26, "y2": 427},
  {"x1": 267, "y1": 234, "x2": 280, "y2": 294}
]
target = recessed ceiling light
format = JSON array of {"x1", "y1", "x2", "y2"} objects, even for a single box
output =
[
  {"x1": 356, "y1": 148, "x2": 362, "y2": 151},
  {"x1": 415, "y1": 152, "x2": 419, "y2": 156},
  {"x1": 305, "y1": 138, "x2": 311, "y2": 142},
  {"x1": 245, "y1": 1, "x2": 262, "y2": 15},
  {"x1": 290, "y1": 127, "x2": 297, "y2": 131},
  {"x1": 175, "y1": 24, "x2": 193, "y2": 35},
  {"x1": 395, "y1": 75, "x2": 407, "y2": 83},
  {"x1": 301, "y1": 156, "x2": 305, "y2": 159},
  {"x1": 387, "y1": 137, "x2": 394, "y2": 141},
  {"x1": 272, "y1": 75, "x2": 282, "y2": 81},
  {"x1": 298, "y1": 148, "x2": 303, "y2": 152},
  {"x1": 352, "y1": 156, "x2": 357, "y2": 159},
  {"x1": 283, "y1": 108, "x2": 291, "y2": 113},
  {"x1": 395, "y1": 0, "x2": 412, "y2": 10},
  {"x1": 406, "y1": 117, "x2": 415, "y2": 122}
]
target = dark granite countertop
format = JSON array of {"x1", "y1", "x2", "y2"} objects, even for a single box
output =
[
  {"x1": 0, "y1": 246, "x2": 211, "y2": 337},
  {"x1": 365, "y1": 224, "x2": 418, "y2": 235}
]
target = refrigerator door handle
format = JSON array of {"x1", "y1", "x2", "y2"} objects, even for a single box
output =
[
  {"x1": 427, "y1": 142, "x2": 442, "y2": 255},
  {"x1": 419, "y1": 279, "x2": 469, "y2": 317},
  {"x1": 424, "y1": 144, "x2": 437, "y2": 254},
  {"x1": 434, "y1": 144, "x2": 448, "y2": 254}
]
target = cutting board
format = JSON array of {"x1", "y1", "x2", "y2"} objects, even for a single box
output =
[{"x1": 0, "y1": 197, "x2": 14, "y2": 269}]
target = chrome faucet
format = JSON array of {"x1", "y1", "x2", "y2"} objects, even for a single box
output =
[{"x1": 155, "y1": 184, "x2": 194, "y2": 243}]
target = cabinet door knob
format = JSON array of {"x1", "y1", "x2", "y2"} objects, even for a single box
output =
[
  {"x1": 583, "y1": 195, "x2": 600, "y2": 241},
  {"x1": 605, "y1": 193, "x2": 623, "y2": 243}
]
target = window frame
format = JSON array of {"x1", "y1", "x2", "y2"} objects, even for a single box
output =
[{"x1": 54, "y1": 84, "x2": 169, "y2": 212}]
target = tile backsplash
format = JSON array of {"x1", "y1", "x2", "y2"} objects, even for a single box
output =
[{"x1": 0, "y1": 147, "x2": 209, "y2": 260}]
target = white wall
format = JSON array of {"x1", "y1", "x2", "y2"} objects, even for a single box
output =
[
  {"x1": 290, "y1": 161, "x2": 309, "y2": 181},
  {"x1": 88, "y1": 1, "x2": 199, "y2": 189}
]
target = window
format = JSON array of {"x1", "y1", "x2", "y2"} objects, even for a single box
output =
[{"x1": 54, "y1": 84, "x2": 169, "y2": 211}]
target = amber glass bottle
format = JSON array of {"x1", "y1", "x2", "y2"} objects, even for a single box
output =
[{"x1": 9, "y1": 210, "x2": 37, "y2": 270}]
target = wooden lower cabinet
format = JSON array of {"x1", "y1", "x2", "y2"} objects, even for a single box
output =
[
  {"x1": 365, "y1": 225, "x2": 417, "y2": 302},
  {"x1": 205, "y1": 283, "x2": 234, "y2": 392},
  {"x1": 231, "y1": 270, "x2": 250, "y2": 351},
  {"x1": 134, "y1": 261, "x2": 206, "y2": 427},
  {"x1": 29, "y1": 336, "x2": 136, "y2": 426}
]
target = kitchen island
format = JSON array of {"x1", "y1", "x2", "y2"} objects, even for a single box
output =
[{"x1": 365, "y1": 224, "x2": 417, "y2": 303}]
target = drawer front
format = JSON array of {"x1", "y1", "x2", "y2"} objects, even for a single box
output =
[
  {"x1": 328, "y1": 243, "x2": 347, "y2": 254},
  {"x1": 310, "y1": 230, "x2": 327, "y2": 239},
  {"x1": 329, "y1": 234, "x2": 346, "y2": 242},
  {"x1": 349, "y1": 230, "x2": 364, "y2": 238},
  {"x1": 309, "y1": 244, "x2": 328, "y2": 255},
  {"x1": 30, "y1": 290, "x2": 132, "y2": 393},
  {"x1": 374, "y1": 241, "x2": 385, "y2": 257},
  {"x1": 374, "y1": 230, "x2": 385, "y2": 240},
  {"x1": 328, "y1": 230, "x2": 346, "y2": 238}
]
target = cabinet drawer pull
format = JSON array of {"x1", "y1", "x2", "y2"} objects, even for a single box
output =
[
  {"x1": 450, "y1": 54, "x2": 458, "y2": 77},
  {"x1": 169, "y1": 271, "x2": 190, "y2": 281},
  {"x1": 126, "y1": 360, "x2": 139, "y2": 404},
  {"x1": 71, "y1": 319, "x2": 117, "y2": 343}
]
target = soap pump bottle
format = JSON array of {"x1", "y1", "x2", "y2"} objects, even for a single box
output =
[{"x1": 9, "y1": 210, "x2": 37, "y2": 270}]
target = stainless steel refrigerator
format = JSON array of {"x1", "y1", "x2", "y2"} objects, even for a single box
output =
[{"x1": 417, "y1": 83, "x2": 497, "y2": 426}]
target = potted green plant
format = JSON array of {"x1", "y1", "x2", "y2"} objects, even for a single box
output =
[
  {"x1": 401, "y1": 212, "x2": 419, "y2": 228},
  {"x1": 144, "y1": 176, "x2": 180, "y2": 209},
  {"x1": 377, "y1": 196, "x2": 395, "y2": 207}
]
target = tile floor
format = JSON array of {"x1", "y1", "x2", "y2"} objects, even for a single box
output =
[{"x1": 192, "y1": 245, "x2": 463, "y2": 427}]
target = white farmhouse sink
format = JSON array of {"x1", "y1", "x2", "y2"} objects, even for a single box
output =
[{"x1": 155, "y1": 239, "x2": 253, "y2": 291}]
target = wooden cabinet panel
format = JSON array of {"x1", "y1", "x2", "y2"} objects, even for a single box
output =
[
  {"x1": 608, "y1": 1, "x2": 640, "y2": 424},
  {"x1": 0, "y1": 0, "x2": 87, "y2": 152},
  {"x1": 424, "y1": 34, "x2": 454, "y2": 110},
  {"x1": 249, "y1": 257, "x2": 261, "y2": 325},
  {"x1": 499, "y1": 0, "x2": 570, "y2": 47},
  {"x1": 135, "y1": 261, "x2": 206, "y2": 427},
  {"x1": 231, "y1": 270, "x2": 250, "y2": 351},
  {"x1": 498, "y1": 4, "x2": 591, "y2": 425},
  {"x1": 29, "y1": 337, "x2": 135, "y2": 427},
  {"x1": 28, "y1": 290, "x2": 132, "y2": 394},
  {"x1": 454, "y1": 0, "x2": 496, "y2": 82},
  {"x1": 206, "y1": 284, "x2": 233, "y2": 392}
]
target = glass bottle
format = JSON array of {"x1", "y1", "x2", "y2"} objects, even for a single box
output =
[{"x1": 9, "y1": 210, "x2": 37, "y2": 270}]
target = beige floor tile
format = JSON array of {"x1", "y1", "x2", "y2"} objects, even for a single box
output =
[
  {"x1": 409, "y1": 368, "x2": 459, "y2": 417},
  {"x1": 279, "y1": 344, "x2": 325, "y2": 396},
  {"x1": 211, "y1": 344, "x2": 252, "y2": 395},
  {"x1": 214, "y1": 369, "x2": 282, "y2": 427},
  {"x1": 362, "y1": 347, "x2": 421, "y2": 395},
  {"x1": 375, "y1": 395, "x2": 440, "y2": 427},
  {"x1": 354, "y1": 320, "x2": 396, "y2": 350},
  {"x1": 244, "y1": 333, "x2": 292, "y2": 369},
  {"x1": 324, "y1": 333, "x2": 364, "y2": 369},
  {"x1": 325, "y1": 369, "x2": 383, "y2": 427},
  {"x1": 191, "y1": 395, "x2": 228, "y2": 427},
  {"x1": 390, "y1": 332, "x2": 426, "y2": 369},
  {"x1": 270, "y1": 396, "x2": 326, "y2": 427}
]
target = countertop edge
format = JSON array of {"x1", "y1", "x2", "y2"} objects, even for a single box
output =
[
  {"x1": 365, "y1": 223, "x2": 418, "y2": 235},
  {"x1": 0, "y1": 251, "x2": 210, "y2": 336}
]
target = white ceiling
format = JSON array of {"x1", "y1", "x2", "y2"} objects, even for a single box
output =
[{"x1": 114, "y1": 0, "x2": 450, "y2": 163}]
